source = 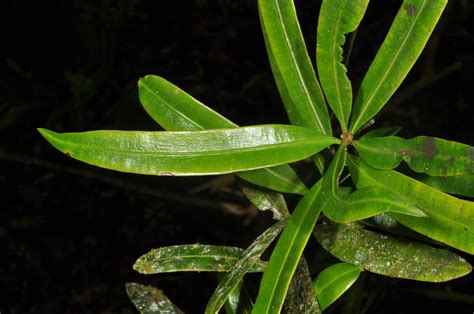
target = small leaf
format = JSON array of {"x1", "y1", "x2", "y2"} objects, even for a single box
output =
[
  {"x1": 126, "y1": 283, "x2": 183, "y2": 314},
  {"x1": 355, "y1": 136, "x2": 474, "y2": 176},
  {"x1": 321, "y1": 146, "x2": 425, "y2": 223},
  {"x1": 316, "y1": 0, "x2": 369, "y2": 131},
  {"x1": 139, "y1": 75, "x2": 308, "y2": 195},
  {"x1": 253, "y1": 180, "x2": 323, "y2": 313},
  {"x1": 206, "y1": 220, "x2": 287, "y2": 314},
  {"x1": 360, "y1": 126, "x2": 401, "y2": 139},
  {"x1": 314, "y1": 221, "x2": 472, "y2": 282},
  {"x1": 350, "y1": 0, "x2": 448, "y2": 133},
  {"x1": 241, "y1": 185, "x2": 290, "y2": 220},
  {"x1": 259, "y1": 0, "x2": 332, "y2": 135},
  {"x1": 348, "y1": 155, "x2": 474, "y2": 254},
  {"x1": 133, "y1": 245, "x2": 266, "y2": 274},
  {"x1": 313, "y1": 262, "x2": 362, "y2": 310},
  {"x1": 415, "y1": 173, "x2": 474, "y2": 198},
  {"x1": 38, "y1": 125, "x2": 339, "y2": 176}
]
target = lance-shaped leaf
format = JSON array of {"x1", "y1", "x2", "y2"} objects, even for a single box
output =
[
  {"x1": 259, "y1": 0, "x2": 332, "y2": 135},
  {"x1": 242, "y1": 185, "x2": 290, "y2": 220},
  {"x1": 139, "y1": 75, "x2": 308, "y2": 195},
  {"x1": 126, "y1": 283, "x2": 183, "y2": 314},
  {"x1": 320, "y1": 145, "x2": 425, "y2": 222},
  {"x1": 133, "y1": 244, "x2": 266, "y2": 274},
  {"x1": 350, "y1": 0, "x2": 448, "y2": 133},
  {"x1": 348, "y1": 155, "x2": 474, "y2": 254},
  {"x1": 313, "y1": 262, "x2": 362, "y2": 310},
  {"x1": 314, "y1": 221, "x2": 472, "y2": 282},
  {"x1": 355, "y1": 136, "x2": 474, "y2": 176},
  {"x1": 38, "y1": 125, "x2": 339, "y2": 176},
  {"x1": 316, "y1": 0, "x2": 369, "y2": 131},
  {"x1": 253, "y1": 180, "x2": 323, "y2": 313},
  {"x1": 206, "y1": 220, "x2": 287, "y2": 314},
  {"x1": 415, "y1": 173, "x2": 474, "y2": 198},
  {"x1": 360, "y1": 126, "x2": 401, "y2": 139}
]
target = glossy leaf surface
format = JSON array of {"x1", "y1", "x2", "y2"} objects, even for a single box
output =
[
  {"x1": 356, "y1": 136, "x2": 474, "y2": 176},
  {"x1": 316, "y1": 0, "x2": 368, "y2": 131},
  {"x1": 206, "y1": 220, "x2": 287, "y2": 314},
  {"x1": 313, "y1": 262, "x2": 362, "y2": 310},
  {"x1": 38, "y1": 125, "x2": 339, "y2": 176},
  {"x1": 133, "y1": 245, "x2": 265, "y2": 274},
  {"x1": 416, "y1": 173, "x2": 474, "y2": 198},
  {"x1": 139, "y1": 75, "x2": 308, "y2": 194},
  {"x1": 126, "y1": 283, "x2": 183, "y2": 314},
  {"x1": 350, "y1": 0, "x2": 448, "y2": 133},
  {"x1": 314, "y1": 221, "x2": 471, "y2": 282},
  {"x1": 242, "y1": 185, "x2": 290, "y2": 220},
  {"x1": 259, "y1": 0, "x2": 332, "y2": 135},
  {"x1": 253, "y1": 180, "x2": 323, "y2": 313},
  {"x1": 321, "y1": 146, "x2": 425, "y2": 222},
  {"x1": 348, "y1": 156, "x2": 474, "y2": 254}
]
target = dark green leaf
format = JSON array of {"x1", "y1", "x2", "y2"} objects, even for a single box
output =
[
  {"x1": 253, "y1": 180, "x2": 323, "y2": 313},
  {"x1": 360, "y1": 126, "x2": 401, "y2": 139},
  {"x1": 348, "y1": 155, "x2": 474, "y2": 254},
  {"x1": 138, "y1": 75, "x2": 308, "y2": 195},
  {"x1": 133, "y1": 245, "x2": 266, "y2": 274},
  {"x1": 415, "y1": 173, "x2": 474, "y2": 197},
  {"x1": 313, "y1": 262, "x2": 362, "y2": 310},
  {"x1": 321, "y1": 146, "x2": 425, "y2": 222},
  {"x1": 126, "y1": 283, "x2": 183, "y2": 314},
  {"x1": 38, "y1": 125, "x2": 339, "y2": 176},
  {"x1": 259, "y1": 0, "x2": 332, "y2": 135},
  {"x1": 316, "y1": 0, "x2": 369, "y2": 131},
  {"x1": 350, "y1": 0, "x2": 448, "y2": 133},
  {"x1": 314, "y1": 221, "x2": 472, "y2": 282},
  {"x1": 355, "y1": 136, "x2": 474, "y2": 176},
  {"x1": 206, "y1": 220, "x2": 287, "y2": 314},
  {"x1": 241, "y1": 185, "x2": 290, "y2": 220}
]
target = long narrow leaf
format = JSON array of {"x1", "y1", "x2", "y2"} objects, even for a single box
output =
[
  {"x1": 313, "y1": 262, "x2": 362, "y2": 310},
  {"x1": 253, "y1": 180, "x2": 323, "y2": 313},
  {"x1": 355, "y1": 136, "x2": 474, "y2": 176},
  {"x1": 206, "y1": 220, "x2": 287, "y2": 314},
  {"x1": 348, "y1": 155, "x2": 474, "y2": 254},
  {"x1": 139, "y1": 75, "x2": 308, "y2": 194},
  {"x1": 350, "y1": 0, "x2": 448, "y2": 133},
  {"x1": 259, "y1": 0, "x2": 332, "y2": 135},
  {"x1": 316, "y1": 0, "x2": 369, "y2": 131},
  {"x1": 126, "y1": 283, "x2": 183, "y2": 314},
  {"x1": 38, "y1": 125, "x2": 339, "y2": 176},
  {"x1": 133, "y1": 245, "x2": 266, "y2": 274},
  {"x1": 415, "y1": 173, "x2": 474, "y2": 198},
  {"x1": 314, "y1": 221, "x2": 472, "y2": 282},
  {"x1": 321, "y1": 146, "x2": 425, "y2": 222}
]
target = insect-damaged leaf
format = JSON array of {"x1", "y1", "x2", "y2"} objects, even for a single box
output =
[
  {"x1": 316, "y1": 0, "x2": 369, "y2": 131},
  {"x1": 138, "y1": 75, "x2": 308, "y2": 195},
  {"x1": 320, "y1": 145, "x2": 425, "y2": 223},
  {"x1": 314, "y1": 221, "x2": 472, "y2": 282},
  {"x1": 126, "y1": 283, "x2": 183, "y2": 314},
  {"x1": 355, "y1": 136, "x2": 474, "y2": 176},
  {"x1": 38, "y1": 125, "x2": 339, "y2": 176},
  {"x1": 348, "y1": 155, "x2": 474, "y2": 254},
  {"x1": 350, "y1": 0, "x2": 448, "y2": 133},
  {"x1": 133, "y1": 245, "x2": 266, "y2": 274}
]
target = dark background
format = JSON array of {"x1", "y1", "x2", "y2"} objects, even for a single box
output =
[{"x1": 1, "y1": 0, "x2": 473, "y2": 313}]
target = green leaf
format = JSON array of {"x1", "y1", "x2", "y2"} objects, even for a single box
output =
[
  {"x1": 259, "y1": 0, "x2": 332, "y2": 135},
  {"x1": 253, "y1": 180, "x2": 323, "y2": 313},
  {"x1": 360, "y1": 126, "x2": 401, "y2": 139},
  {"x1": 350, "y1": 0, "x2": 448, "y2": 133},
  {"x1": 415, "y1": 173, "x2": 474, "y2": 198},
  {"x1": 38, "y1": 125, "x2": 339, "y2": 176},
  {"x1": 316, "y1": 0, "x2": 369, "y2": 131},
  {"x1": 314, "y1": 221, "x2": 472, "y2": 282},
  {"x1": 139, "y1": 75, "x2": 308, "y2": 195},
  {"x1": 218, "y1": 273, "x2": 253, "y2": 314},
  {"x1": 133, "y1": 244, "x2": 266, "y2": 274},
  {"x1": 320, "y1": 145, "x2": 425, "y2": 223},
  {"x1": 206, "y1": 220, "x2": 287, "y2": 314},
  {"x1": 348, "y1": 155, "x2": 474, "y2": 254},
  {"x1": 284, "y1": 258, "x2": 321, "y2": 313},
  {"x1": 241, "y1": 185, "x2": 290, "y2": 220},
  {"x1": 355, "y1": 136, "x2": 474, "y2": 176},
  {"x1": 313, "y1": 262, "x2": 362, "y2": 310},
  {"x1": 126, "y1": 283, "x2": 183, "y2": 314}
]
